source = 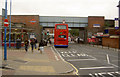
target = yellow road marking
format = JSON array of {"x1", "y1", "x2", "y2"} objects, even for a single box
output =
[
  {"x1": 64, "y1": 61, "x2": 79, "y2": 75},
  {"x1": 19, "y1": 66, "x2": 55, "y2": 73},
  {"x1": 53, "y1": 46, "x2": 79, "y2": 75}
]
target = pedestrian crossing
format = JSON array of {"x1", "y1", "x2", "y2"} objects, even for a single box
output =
[
  {"x1": 88, "y1": 71, "x2": 120, "y2": 77},
  {"x1": 59, "y1": 50, "x2": 89, "y2": 57}
]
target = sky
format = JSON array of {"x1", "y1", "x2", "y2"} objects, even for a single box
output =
[{"x1": 0, "y1": 0, "x2": 119, "y2": 19}]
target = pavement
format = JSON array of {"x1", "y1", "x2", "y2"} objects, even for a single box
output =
[{"x1": 1, "y1": 44, "x2": 75, "y2": 75}]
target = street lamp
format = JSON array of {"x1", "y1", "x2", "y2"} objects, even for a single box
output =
[
  {"x1": 4, "y1": 0, "x2": 7, "y2": 60},
  {"x1": 117, "y1": 0, "x2": 120, "y2": 49},
  {"x1": 9, "y1": 0, "x2": 12, "y2": 48}
]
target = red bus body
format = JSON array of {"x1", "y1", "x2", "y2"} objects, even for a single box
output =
[{"x1": 54, "y1": 24, "x2": 68, "y2": 47}]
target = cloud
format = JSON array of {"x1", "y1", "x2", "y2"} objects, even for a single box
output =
[{"x1": 0, "y1": 0, "x2": 119, "y2": 19}]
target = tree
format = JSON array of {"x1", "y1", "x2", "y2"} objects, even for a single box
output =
[{"x1": 69, "y1": 29, "x2": 79, "y2": 36}]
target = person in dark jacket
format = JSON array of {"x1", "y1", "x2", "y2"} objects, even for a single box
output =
[
  {"x1": 24, "y1": 39, "x2": 29, "y2": 52},
  {"x1": 38, "y1": 40, "x2": 44, "y2": 54},
  {"x1": 30, "y1": 39, "x2": 35, "y2": 53},
  {"x1": 34, "y1": 38, "x2": 37, "y2": 49}
]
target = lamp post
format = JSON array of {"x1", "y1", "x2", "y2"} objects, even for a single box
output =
[
  {"x1": 4, "y1": 0, "x2": 7, "y2": 60},
  {"x1": 117, "y1": 0, "x2": 120, "y2": 49},
  {"x1": 9, "y1": 0, "x2": 12, "y2": 48}
]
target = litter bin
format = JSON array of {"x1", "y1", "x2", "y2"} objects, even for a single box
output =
[{"x1": 16, "y1": 39, "x2": 21, "y2": 49}]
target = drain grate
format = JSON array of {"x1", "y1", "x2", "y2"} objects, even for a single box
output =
[{"x1": 13, "y1": 59, "x2": 27, "y2": 63}]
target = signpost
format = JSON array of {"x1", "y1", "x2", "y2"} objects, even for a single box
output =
[
  {"x1": 4, "y1": 0, "x2": 8, "y2": 60},
  {"x1": 4, "y1": 19, "x2": 8, "y2": 60}
]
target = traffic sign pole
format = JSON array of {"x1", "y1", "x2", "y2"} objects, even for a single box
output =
[
  {"x1": 4, "y1": 0, "x2": 8, "y2": 60},
  {"x1": 4, "y1": 27, "x2": 7, "y2": 60}
]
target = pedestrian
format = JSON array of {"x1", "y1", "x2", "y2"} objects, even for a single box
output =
[
  {"x1": 34, "y1": 38, "x2": 37, "y2": 49},
  {"x1": 38, "y1": 40, "x2": 44, "y2": 54},
  {"x1": 30, "y1": 39, "x2": 35, "y2": 53},
  {"x1": 24, "y1": 39, "x2": 29, "y2": 52}
]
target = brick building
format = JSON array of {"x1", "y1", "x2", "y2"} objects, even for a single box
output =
[{"x1": 2, "y1": 15, "x2": 41, "y2": 46}]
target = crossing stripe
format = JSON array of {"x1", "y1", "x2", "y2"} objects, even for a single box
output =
[
  {"x1": 79, "y1": 66, "x2": 114, "y2": 70},
  {"x1": 67, "y1": 58, "x2": 96, "y2": 61}
]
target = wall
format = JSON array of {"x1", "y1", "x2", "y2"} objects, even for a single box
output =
[
  {"x1": 102, "y1": 37, "x2": 119, "y2": 48},
  {"x1": 6, "y1": 15, "x2": 41, "y2": 41},
  {"x1": 87, "y1": 16, "x2": 104, "y2": 35}
]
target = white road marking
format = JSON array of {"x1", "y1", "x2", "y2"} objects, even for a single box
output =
[
  {"x1": 79, "y1": 66, "x2": 114, "y2": 70},
  {"x1": 61, "y1": 52, "x2": 64, "y2": 53},
  {"x1": 67, "y1": 58, "x2": 96, "y2": 61},
  {"x1": 61, "y1": 54, "x2": 65, "y2": 57},
  {"x1": 107, "y1": 73, "x2": 116, "y2": 77},
  {"x1": 98, "y1": 73, "x2": 106, "y2": 77},
  {"x1": 77, "y1": 54, "x2": 80, "y2": 56},
  {"x1": 88, "y1": 55, "x2": 97, "y2": 60},
  {"x1": 89, "y1": 74, "x2": 94, "y2": 77},
  {"x1": 110, "y1": 63, "x2": 119, "y2": 67},
  {"x1": 53, "y1": 47, "x2": 65, "y2": 61},
  {"x1": 51, "y1": 47, "x2": 59, "y2": 61},
  {"x1": 65, "y1": 52, "x2": 67, "y2": 53},
  {"x1": 95, "y1": 73, "x2": 99, "y2": 77},
  {"x1": 106, "y1": 54, "x2": 110, "y2": 64},
  {"x1": 68, "y1": 51, "x2": 71, "y2": 53},
  {"x1": 66, "y1": 54, "x2": 70, "y2": 57},
  {"x1": 72, "y1": 51, "x2": 77, "y2": 53},
  {"x1": 115, "y1": 72, "x2": 120, "y2": 75},
  {"x1": 71, "y1": 54, "x2": 75, "y2": 57},
  {"x1": 100, "y1": 72, "x2": 107, "y2": 74}
]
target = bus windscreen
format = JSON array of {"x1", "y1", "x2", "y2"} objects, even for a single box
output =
[{"x1": 57, "y1": 25, "x2": 66, "y2": 29}]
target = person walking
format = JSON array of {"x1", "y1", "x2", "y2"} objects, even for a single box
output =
[
  {"x1": 38, "y1": 40, "x2": 44, "y2": 54},
  {"x1": 34, "y1": 38, "x2": 37, "y2": 49},
  {"x1": 24, "y1": 39, "x2": 29, "y2": 52},
  {"x1": 30, "y1": 39, "x2": 35, "y2": 53}
]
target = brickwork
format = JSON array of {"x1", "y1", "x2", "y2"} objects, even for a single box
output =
[
  {"x1": 87, "y1": 16, "x2": 104, "y2": 34},
  {"x1": 2, "y1": 15, "x2": 41, "y2": 41},
  {"x1": 102, "y1": 37, "x2": 119, "y2": 48}
]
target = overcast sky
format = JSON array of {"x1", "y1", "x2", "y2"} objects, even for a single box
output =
[{"x1": 0, "y1": 0, "x2": 119, "y2": 19}]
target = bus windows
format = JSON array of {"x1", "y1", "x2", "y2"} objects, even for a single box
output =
[{"x1": 57, "y1": 25, "x2": 66, "y2": 29}]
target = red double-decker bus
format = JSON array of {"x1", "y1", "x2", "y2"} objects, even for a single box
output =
[{"x1": 54, "y1": 24, "x2": 68, "y2": 47}]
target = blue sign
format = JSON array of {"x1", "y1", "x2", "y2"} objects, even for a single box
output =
[
  {"x1": 93, "y1": 24, "x2": 100, "y2": 27},
  {"x1": 114, "y1": 18, "x2": 119, "y2": 29}
]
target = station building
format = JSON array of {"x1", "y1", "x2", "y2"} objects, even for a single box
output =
[{"x1": 1, "y1": 15, "x2": 106, "y2": 46}]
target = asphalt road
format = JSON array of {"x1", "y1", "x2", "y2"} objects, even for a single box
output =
[{"x1": 54, "y1": 43, "x2": 120, "y2": 77}]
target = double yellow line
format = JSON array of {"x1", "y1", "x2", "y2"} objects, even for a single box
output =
[{"x1": 52, "y1": 46, "x2": 79, "y2": 75}]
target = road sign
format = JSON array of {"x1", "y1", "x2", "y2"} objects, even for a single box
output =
[
  {"x1": 4, "y1": 19, "x2": 9, "y2": 27},
  {"x1": 114, "y1": 18, "x2": 119, "y2": 29},
  {"x1": 30, "y1": 19, "x2": 36, "y2": 24},
  {"x1": 93, "y1": 24, "x2": 100, "y2": 27}
]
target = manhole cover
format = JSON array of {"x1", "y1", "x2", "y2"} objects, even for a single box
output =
[{"x1": 13, "y1": 60, "x2": 27, "y2": 63}]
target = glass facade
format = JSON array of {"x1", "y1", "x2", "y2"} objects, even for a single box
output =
[{"x1": 39, "y1": 16, "x2": 88, "y2": 28}]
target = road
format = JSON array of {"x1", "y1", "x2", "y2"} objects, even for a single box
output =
[{"x1": 54, "y1": 43, "x2": 120, "y2": 77}]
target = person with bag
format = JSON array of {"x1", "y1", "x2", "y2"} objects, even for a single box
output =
[
  {"x1": 38, "y1": 40, "x2": 44, "y2": 54},
  {"x1": 24, "y1": 39, "x2": 29, "y2": 52}
]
